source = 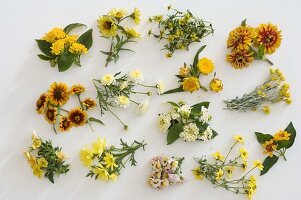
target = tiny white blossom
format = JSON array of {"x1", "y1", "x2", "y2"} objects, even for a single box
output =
[
  {"x1": 129, "y1": 70, "x2": 144, "y2": 84},
  {"x1": 179, "y1": 123, "x2": 199, "y2": 142},
  {"x1": 157, "y1": 114, "x2": 171, "y2": 132},
  {"x1": 200, "y1": 106, "x2": 212, "y2": 123},
  {"x1": 178, "y1": 105, "x2": 191, "y2": 117},
  {"x1": 156, "y1": 81, "x2": 165, "y2": 95},
  {"x1": 198, "y1": 126, "x2": 213, "y2": 141}
]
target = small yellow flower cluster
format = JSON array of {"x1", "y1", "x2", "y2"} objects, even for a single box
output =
[{"x1": 226, "y1": 19, "x2": 282, "y2": 69}]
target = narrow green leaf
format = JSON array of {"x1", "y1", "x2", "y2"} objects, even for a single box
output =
[
  {"x1": 37, "y1": 54, "x2": 53, "y2": 61},
  {"x1": 166, "y1": 101, "x2": 179, "y2": 107},
  {"x1": 191, "y1": 102, "x2": 210, "y2": 113},
  {"x1": 192, "y1": 45, "x2": 206, "y2": 69},
  {"x1": 57, "y1": 52, "x2": 76, "y2": 72},
  {"x1": 36, "y1": 39, "x2": 53, "y2": 56},
  {"x1": 167, "y1": 123, "x2": 183, "y2": 145},
  {"x1": 77, "y1": 29, "x2": 93, "y2": 49},
  {"x1": 175, "y1": 75, "x2": 184, "y2": 80},
  {"x1": 260, "y1": 155, "x2": 279, "y2": 176},
  {"x1": 119, "y1": 48, "x2": 135, "y2": 53},
  {"x1": 241, "y1": 19, "x2": 247, "y2": 26},
  {"x1": 162, "y1": 87, "x2": 184, "y2": 95},
  {"x1": 255, "y1": 132, "x2": 273, "y2": 144},
  {"x1": 63, "y1": 23, "x2": 86, "y2": 34},
  {"x1": 89, "y1": 117, "x2": 104, "y2": 125}
]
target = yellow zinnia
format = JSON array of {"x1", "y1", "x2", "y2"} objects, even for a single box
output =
[
  {"x1": 182, "y1": 77, "x2": 200, "y2": 93},
  {"x1": 226, "y1": 49, "x2": 254, "y2": 69},
  {"x1": 256, "y1": 23, "x2": 282, "y2": 54},
  {"x1": 97, "y1": 16, "x2": 117, "y2": 37},
  {"x1": 227, "y1": 26, "x2": 256, "y2": 50},
  {"x1": 197, "y1": 58, "x2": 214, "y2": 75}
]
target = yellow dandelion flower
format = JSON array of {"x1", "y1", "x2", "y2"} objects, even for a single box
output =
[
  {"x1": 79, "y1": 148, "x2": 93, "y2": 167},
  {"x1": 226, "y1": 49, "x2": 254, "y2": 69},
  {"x1": 103, "y1": 153, "x2": 118, "y2": 171},
  {"x1": 234, "y1": 135, "x2": 244, "y2": 145},
  {"x1": 125, "y1": 27, "x2": 141, "y2": 38},
  {"x1": 67, "y1": 108, "x2": 87, "y2": 127},
  {"x1": 253, "y1": 160, "x2": 264, "y2": 171},
  {"x1": 48, "y1": 82, "x2": 69, "y2": 106},
  {"x1": 273, "y1": 130, "x2": 290, "y2": 141},
  {"x1": 256, "y1": 23, "x2": 282, "y2": 54},
  {"x1": 263, "y1": 139, "x2": 277, "y2": 157},
  {"x1": 197, "y1": 58, "x2": 215, "y2": 75},
  {"x1": 36, "y1": 93, "x2": 48, "y2": 114},
  {"x1": 42, "y1": 27, "x2": 66, "y2": 43},
  {"x1": 227, "y1": 26, "x2": 256, "y2": 50},
  {"x1": 69, "y1": 42, "x2": 88, "y2": 54},
  {"x1": 182, "y1": 77, "x2": 200, "y2": 93},
  {"x1": 213, "y1": 151, "x2": 224, "y2": 161},
  {"x1": 209, "y1": 78, "x2": 223, "y2": 92},
  {"x1": 97, "y1": 16, "x2": 117, "y2": 37},
  {"x1": 192, "y1": 167, "x2": 203, "y2": 180},
  {"x1": 109, "y1": 8, "x2": 126, "y2": 19},
  {"x1": 50, "y1": 39, "x2": 66, "y2": 55},
  {"x1": 130, "y1": 8, "x2": 141, "y2": 24},
  {"x1": 239, "y1": 148, "x2": 249, "y2": 161}
]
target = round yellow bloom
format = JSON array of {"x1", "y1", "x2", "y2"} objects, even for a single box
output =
[
  {"x1": 79, "y1": 148, "x2": 93, "y2": 167},
  {"x1": 70, "y1": 84, "x2": 85, "y2": 95},
  {"x1": 234, "y1": 135, "x2": 244, "y2": 145},
  {"x1": 97, "y1": 16, "x2": 117, "y2": 37},
  {"x1": 103, "y1": 153, "x2": 118, "y2": 171},
  {"x1": 226, "y1": 49, "x2": 254, "y2": 69},
  {"x1": 67, "y1": 108, "x2": 87, "y2": 127},
  {"x1": 91, "y1": 137, "x2": 106, "y2": 156},
  {"x1": 263, "y1": 139, "x2": 277, "y2": 157},
  {"x1": 256, "y1": 23, "x2": 282, "y2": 54},
  {"x1": 101, "y1": 74, "x2": 115, "y2": 85},
  {"x1": 273, "y1": 130, "x2": 290, "y2": 141},
  {"x1": 253, "y1": 160, "x2": 264, "y2": 171},
  {"x1": 59, "y1": 116, "x2": 72, "y2": 132},
  {"x1": 92, "y1": 164, "x2": 109, "y2": 181},
  {"x1": 239, "y1": 148, "x2": 248, "y2": 161},
  {"x1": 209, "y1": 78, "x2": 223, "y2": 92},
  {"x1": 37, "y1": 157, "x2": 48, "y2": 168},
  {"x1": 125, "y1": 27, "x2": 141, "y2": 38},
  {"x1": 179, "y1": 66, "x2": 190, "y2": 77},
  {"x1": 192, "y1": 167, "x2": 203, "y2": 180},
  {"x1": 48, "y1": 82, "x2": 69, "y2": 106},
  {"x1": 227, "y1": 26, "x2": 257, "y2": 50},
  {"x1": 117, "y1": 95, "x2": 130, "y2": 108},
  {"x1": 109, "y1": 8, "x2": 126, "y2": 19},
  {"x1": 130, "y1": 8, "x2": 141, "y2": 24},
  {"x1": 69, "y1": 42, "x2": 88, "y2": 54},
  {"x1": 213, "y1": 151, "x2": 224, "y2": 161},
  {"x1": 215, "y1": 168, "x2": 224, "y2": 180},
  {"x1": 51, "y1": 39, "x2": 66, "y2": 55},
  {"x1": 44, "y1": 107, "x2": 57, "y2": 124},
  {"x1": 182, "y1": 77, "x2": 200, "y2": 93},
  {"x1": 262, "y1": 105, "x2": 270, "y2": 115},
  {"x1": 42, "y1": 27, "x2": 66, "y2": 43},
  {"x1": 197, "y1": 58, "x2": 214, "y2": 75}
]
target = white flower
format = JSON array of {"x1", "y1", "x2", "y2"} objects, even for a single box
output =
[
  {"x1": 200, "y1": 106, "x2": 212, "y2": 123},
  {"x1": 156, "y1": 81, "x2": 165, "y2": 95},
  {"x1": 168, "y1": 109, "x2": 180, "y2": 120},
  {"x1": 179, "y1": 123, "x2": 199, "y2": 142},
  {"x1": 116, "y1": 95, "x2": 130, "y2": 108},
  {"x1": 158, "y1": 114, "x2": 171, "y2": 132},
  {"x1": 119, "y1": 81, "x2": 128, "y2": 90},
  {"x1": 129, "y1": 70, "x2": 144, "y2": 84},
  {"x1": 137, "y1": 99, "x2": 149, "y2": 113},
  {"x1": 101, "y1": 73, "x2": 115, "y2": 85},
  {"x1": 178, "y1": 105, "x2": 191, "y2": 117},
  {"x1": 198, "y1": 126, "x2": 213, "y2": 141}
]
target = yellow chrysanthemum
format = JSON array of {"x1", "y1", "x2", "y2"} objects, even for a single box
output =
[
  {"x1": 59, "y1": 116, "x2": 72, "y2": 132},
  {"x1": 256, "y1": 23, "x2": 282, "y2": 54},
  {"x1": 92, "y1": 164, "x2": 109, "y2": 181},
  {"x1": 69, "y1": 42, "x2": 88, "y2": 54},
  {"x1": 179, "y1": 66, "x2": 190, "y2": 77},
  {"x1": 253, "y1": 160, "x2": 264, "y2": 171},
  {"x1": 36, "y1": 93, "x2": 48, "y2": 114},
  {"x1": 192, "y1": 167, "x2": 203, "y2": 180},
  {"x1": 226, "y1": 49, "x2": 254, "y2": 69},
  {"x1": 42, "y1": 27, "x2": 66, "y2": 43},
  {"x1": 101, "y1": 73, "x2": 115, "y2": 85},
  {"x1": 103, "y1": 153, "x2": 118, "y2": 171},
  {"x1": 67, "y1": 108, "x2": 87, "y2": 127},
  {"x1": 91, "y1": 137, "x2": 106, "y2": 156},
  {"x1": 79, "y1": 148, "x2": 93, "y2": 167},
  {"x1": 82, "y1": 98, "x2": 97, "y2": 110},
  {"x1": 273, "y1": 130, "x2": 290, "y2": 141},
  {"x1": 239, "y1": 148, "x2": 248, "y2": 161},
  {"x1": 125, "y1": 27, "x2": 141, "y2": 38},
  {"x1": 48, "y1": 82, "x2": 69, "y2": 106},
  {"x1": 234, "y1": 135, "x2": 244, "y2": 145},
  {"x1": 182, "y1": 77, "x2": 200, "y2": 93},
  {"x1": 70, "y1": 84, "x2": 85, "y2": 95},
  {"x1": 213, "y1": 151, "x2": 224, "y2": 161},
  {"x1": 97, "y1": 16, "x2": 117, "y2": 37},
  {"x1": 209, "y1": 78, "x2": 223, "y2": 92},
  {"x1": 109, "y1": 8, "x2": 126, "y2": 19},
  {"x1": 50, "y1": 39, "x2": 66, "y2": 55},
  {"x1": 227, "y1": 26, "x2": 257, "y2": 50},
  {"x1": 215, "y1": 168, "x2": 224, "y2": 180},
  {"x1": 131, "y1": 8, "x2": 141, "y2": 24},
  {"x1": 263, "y1": 139, "x2": 277, "y2": 157},
  {"x1": 197, "y1": 58, "x2": 215, "y2": 75}
]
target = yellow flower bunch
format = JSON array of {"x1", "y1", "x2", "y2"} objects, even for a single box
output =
[
  {"x1": 35, "y1": 82, "x2": 102, "y2": 134},
  {"x1": 193, "y1": 135, "x2": 263, "y2": 199},
  {"x1": 255, "y1": 122, "x2": 296, "y2": 175},
  {"x1": 37, "y1": 23, "x2": 92, "y2": 72},
  {"x1": 163, "y1": 45, "x2": 223, "y2": 94},
  {"x1": 24, "y1": 131, "x2": 69, "y2": 183},
  {"x1": 81, "y1": 137, "x2": 146, "y2": 182},
  {"x1": 224, "y1": 68, "x2": 291, "y2": 114},
  {"x1": 226, "y1": 19, "x2": 282, "y2": 69},
  {"x1": 97, "y1": 8, "x2": 141, "y2": 67}
]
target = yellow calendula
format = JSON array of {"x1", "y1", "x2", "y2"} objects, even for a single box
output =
[
  {"x1": 182, "y1": 77, "x2": 200, "y2": 93},
  {"x1": 197, "y1": 58, "x2": 214, "y2": 75}
]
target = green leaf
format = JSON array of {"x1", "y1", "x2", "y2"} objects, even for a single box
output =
[
  {"x1": 162, "y1": 87, "x2": 184, "y2": 95},
  {"x1": 255, "y1": 132, "x2": 273, "y2": 144},
  {"x1": 89, "y1": 117, "x2": 104, "y2": 125},
  {"x1": 241, "y1": 19, "x2": 247, "y2": 26},
  {"x1": 167, "y1": 123, "x2": 183, "y2": 145},
  {"x1": 64, "y1": 23, "x2": 86, "y2": 34},
  {"x1": 283, "y1": 122, "x2": 296, "y2": 149},
  {"x1": 192, "y1": 45, "x2": 206, "y2": 69},
  {"x1": 175, "y1": 75, "x2": 184, "y2": 80},
  {"x1": 77, "y1": 29, "x2": 93, "y2": 49},
  {"x1": 37, "y1": 54, "x2": 53, "y2": 61},
  {"x1": 258, "y1": 45, "x2": 265, "y2": 59},
  {"x1": 260, "y1": 155, "x2": 279, "y2": 176},
  {"x1": 36, "y1": 39, "x2": 53, "y2": 56},
  {"x1": 191, "y1": 102, "x2": 210, "y2": 113},
  {"x1": 212, "y1": 129, "x2": 218, "y2": 138},
  {"x1": 57, "y1": 52, "x2": 76, "y2": 72},
  {"x1": 166, "y1": 101, "x2": 179, "y2": 107}
]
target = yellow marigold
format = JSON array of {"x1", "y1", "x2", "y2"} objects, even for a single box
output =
[
  {"x1": 209, "y1": 78, "x2": 223, "y2": 92},
  {"x1": 182, "y1": 77, "x2": 200, "y2": 93},
  {"x1": 197, "y1": 58, "x2": 214, "y2": 75},
  {"x1": 67, "y1": 108, "x2": 87, "y2": 127},
  {"x1": 263, "y1": 139, "x2": 277, "y2": 157},
  {"x1": 36, "y1": 93, "x2": 48, "y2": 114},
  {"x1": 273, "y1": 130, "x2": 290, "y2": 141},
  {"x1": 226, "y1": 49, "x2": 254, "y2": 69},
  {"x1": 109, "y1": 8, "x2": 126, "y2": 19},
  {"x1": 82, "y1": 98, "x2": 97, "y2": 110},
  {"x1": 70, "y1": 84, "x2": 85, "y2": 95},
  {"x1": 130, "y1": 8, "x2": 141, "y2": 24},
  {"x1": 125, "y1": 27, "x2": 141, "y2": 38},
  {"x1": 234, "y1": 135, "x2": 244, "y2": 145},
  {"x1": 192, "y1": 167, "x2": 203, "y2": 180},
  {"x1": 97, "y1": 16, "x2": 117, "y2": 37},
  {"x1": 227, "y1": 26, "x2": 256, "y2": 50},
  {"x1": 179, "y1": 66, "x2": 190, "y2": 77},
  {"x1": 253, "y1": 160, "x2": 264, "y2": 171},
  {"x1": 44, "y1": 107, "x2": 57, "y2": 124},
  {"x1": 59, "y1": 116, "x2": 72, "y2": 132},
  {"x1": 69, "y1": 42, "x2": 88, "y2": 54},
  {"x1": 48, "y1": 82, "x2": 69, "y2": 106},
  {"x1": 256, "y1": 23, "x2": 282, "y2": 54},
  {"x1": 50, "y1": 39, "x2": 66, "y2": 55},
  {"x1": 42, "y1": 27, "x2": 66, "y2": 43}
]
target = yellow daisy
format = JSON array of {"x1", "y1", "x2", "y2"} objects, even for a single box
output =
[
  {"x1": 130, "y1": 8, "x2": 141, "y2": 24},
  {"x1": 103, "y1": 153, "x2": 118, "y2": 171},
  {"x1": 182, "y1": 77, "x2": 200, "y2": 93},
  {"x1": 36, "y1": 93, "x2": 48, "y2": 114},
  {"x1": 67, "y1": 108, "x2": 87, "y2": 127},
  {"x1": 97, "y1": 16, "x2": 117, "y2": 37},
  {"x1": 125, "y1": 27, "x2": 141, "y2": 38},
  {"x1": 253, "y1": 160, "x2": 264, "y2": 171},
  {"x1": 234, "y1": 135, "x2": 244, "y2": 145},
  {"x1": 48, "y1": 82, "x2": 69, "y2": 106}
]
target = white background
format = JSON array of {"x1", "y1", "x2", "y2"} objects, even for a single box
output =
[{"x1": 0, "y1": 0, "x2": 300, "y2": 200}]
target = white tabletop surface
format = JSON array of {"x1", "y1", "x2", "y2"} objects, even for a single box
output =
[{"x1": 0, "y1": 0, "x2": 300, "y2": 200}]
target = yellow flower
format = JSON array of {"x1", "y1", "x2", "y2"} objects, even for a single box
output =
[
  {"x1": 125, "y1": 27, "x2": 141, "y2": 38},
  {"x1": 109, "y1": 173, "x2": 118, "y2": 182},
  {"x1": 190, "y1": 32, "x2": 198, "y2": 41},
  {"x1": 227, "y1": 26, "x2": 257, "y2": 50},
  {"x1": 97, "y1": 16, "x2": 117, "y2": 37},
  {"x1": 24, "y1": 151, "x2": 36, "y2": 167},
  {"x1": 101, "y1": 73, "x2": 115, "y2": 85},
  {"x1": 59, "y1": 116, "x2": 72, "y2": 132},
  {"x1": 262, "y1": 105, "x2": 270, "y2": 115},
  {"x1": 32, "y1": 165, "x2": 43, "y2": 178},
  {"x1": 68, "y1": 108, "x2": 87, "y2": 127},
  {"x1": 285, "y1": 98, "x2": 292, "y2": 104},
  {"x1": 130, "y1": 8, "x2": 141, "y2": 24},
  {"x1": 64, "y1": 35, "x2": 78, "y2": 44},
  {"x1": 215, "y1": 168, "x2": 224, "y2": 180},
  {"x1": 234, "y1": 135, "x2": 244, "y2": 145},
  {"x1": 91, "y1": 137, "x2": 106, "y2": 156},
  {"x1": 182, "y1": 77, "x2": 200, "y2": 93},
  {"x1": 226, "y1": 49, "x2": 254, "y2": 69},
  {"x1": 167, "y1": 35, "x2": 174, "y2": 42},
  {"x1": 31, "y1": 133, "x2": 41, "y2": 150},
  {"x1": 197, "y1": 58, "x2": 214, "y2": 75},
  {"x1": 79, "y1": 148, "x2": 93, "y2": 167},
  {"x1": 256, "y1": 23, "x2": 282, "y2": 54},
  {"x1": 247, "y1": 175, "x2": 257, "y2": 199},
  {"x1": 37, "y1": 157, "x2": 48, "y2": 168},
  {"x1": 50, "y1": 39, "x2": 66, "y2": 55},
  {"x1": 156, "y1": 81, "x2": 165, "y2": 95},
  {"x1": 192, "y1": 167, "x2": 203, "y2": 180},
  {"x1": 70, "y1": 84, "x2": 85, "y2": 95},
  {"x1": 253, "y1": 160, "x2": 264, "y2": 171},
  {"x1": 263, "y1": 139, "x2": 277, "y2": 157},
  {"x1": 82, "y1": 98, "x2": 97, "y2": 110},
  {"x1": 48, "y1": 82, "x2": 69, "y2": 106},
  {"x1": 103, "y1": 153, "x2": 118, "y2": 170},
  {"x1": 242, "y1": 160, "x2": 248, "y2": 171},
  {"x1": 225, "y1": 166, "x2": 234, "y2": 178},
  {"x1": 154, "y1": 15, "x2": 163, "y2": 22},
  {"x1": 213, "y1": 151, "x2": 224, "y2": 161},
  {"x1": 42, "y1": 27, "x2": 66, "y2": 43},
  {"x1": 36, "y1": 93, "x2": 48, "y2": 114},
  {"x1": 44, "y1": 107, "x2": 58, "y2": 124},
  {"x1": 117, "y1": 95, "x2": 130, "y2": 108},
  {"x1": 239, "y1": 148, "x2": 248, "y2": 161},
  {"x1": 109, "y1": 8, "x2": 126, "y2": 19},
  {"x1": 166, "y1": 52, "x2": 173, "y2": 58},
  {"x1": 209, "y1": 78, "x2": 223, "y2": 92},
  {"x1": 56, "y1": 151, "x2": 67, "y2": 160},
  {"x1": 69, "y1": 42, "x2": 88, "y2": 54},
  {"x1": 92, "y1": 164, "x2": 109, "y2": 181},
  {"x1": 273, "y1": 130, "x2": 290, "y2": 141},
  {"x1": 179, "y1": 66, "x2": 190, "y2": 77}
]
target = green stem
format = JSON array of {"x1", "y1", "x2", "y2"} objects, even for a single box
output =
[
  {"x1": 107, "y1": 107, "x2": 128, "y2": 130},
  {"x1": 263, "y1": 57, "x2": 274, "y2": 65},
  {"x1": 223, "y1": 141, "x2": 238, "y2": 164},
  {"x1": 105, "y1": 40, "x2": 114, "y2": 67},
  {"x1": 138, "y1": 83, "x2": 156, "y2": 88},
  {"x1": 58, "y1": 107, "x2": 69, "y2": 113}
]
